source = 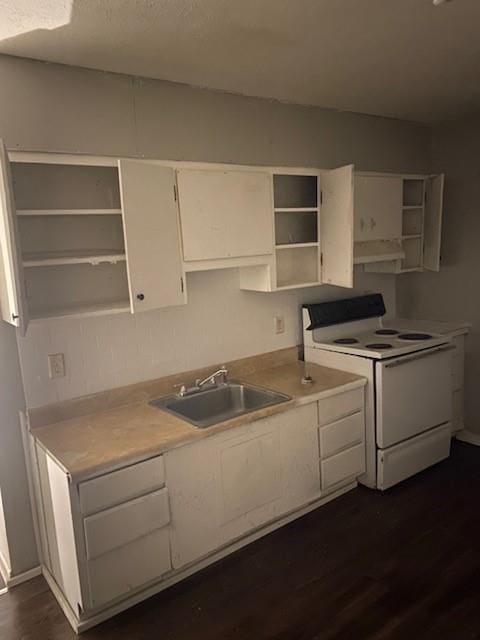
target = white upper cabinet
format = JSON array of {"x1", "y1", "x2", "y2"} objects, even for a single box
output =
[
  {"x1": 176, "y1": 169, "x2": 273, "y2": 263},
  {"x1": 119, "y1": 160, "x2": 185, "y2": 312},
  {"x1": 240, "y1": 165, "x2": 355, "y2": 292},
  {"x1": 0, "y1": 139, "x2": 29, "y2": 334},
  {"x1": 423, "y1": 174, "x2": 444, "y2": 272},
  {"x1": 355, "y1": 172, "x2": 445, "y2": 274},
  {"x1": 354, "y1": 175, "x2": 402, "y2": 242},
  {"x1": 321, "y1": 165, "x2": 355, "y2": 288},
  {"x1": 0, "y1": 151, "x2": 186, "y2": 330}
]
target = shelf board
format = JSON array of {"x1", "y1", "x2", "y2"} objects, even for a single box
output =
[
  {"x1": 354, "y1": 240, "x2": 405, "y2": 265},
  {"x1": 23, "y1": 250, "x2": 126, "y2": 267},
  {"x1": 402, "y1": 205, "x2": 424, "y2": 210},
  {"x1": 274, "y1": 207, "x2": 319, "y2": 213},
  {"x1": 17, "y1": 208, "x2": 122, "y2": 217},
  {"x1": 30, "y1": 299, "x2": 130, "y2": 321},
  {"x1": 398, "y1": 267, "x2": 423, "y2": 273},
  {"x1": 275, "y1": 280, "x2": 321, "y2": 291},
  {"x1": 275, "y1": 242, "x2": 319, "y2": 250}
]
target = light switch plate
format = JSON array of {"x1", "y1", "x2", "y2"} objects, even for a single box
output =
[
  {"x1": 274, "y1": 316, "x2": 285, "y2": 334},
  {"x1": 48, "y1": 353, "x2": 65, "y2": 379}
]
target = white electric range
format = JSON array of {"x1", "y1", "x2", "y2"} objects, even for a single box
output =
[{"x1": 303, "y1": 294, "x2": 455, "y2": 490}]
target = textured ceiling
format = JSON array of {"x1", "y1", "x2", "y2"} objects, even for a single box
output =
[{"x1": 0, "y1": 0, "x2": 479, "y2": 124}]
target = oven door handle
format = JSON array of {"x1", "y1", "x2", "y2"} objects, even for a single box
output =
[{"x1": 384, "y1": 344, "x2": 456, "y2": 368}]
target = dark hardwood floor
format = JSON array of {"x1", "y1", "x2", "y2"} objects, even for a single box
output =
[{"x1": 1, "y1": 441, "x2": 479, "y2": 640}]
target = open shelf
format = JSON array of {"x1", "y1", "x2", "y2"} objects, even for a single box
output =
[
  {"x1": 23, "y1": 249, "x2": 126, "y2": 267},
  {"x1": 274, "y1": 207, "x2": 318, "y2": 213},
  {"x1": 18, "y1": 213, "x2": 125, "y2": 262},
  {"x1": 11, "y1": 163, "x2": 121, "y2": 210},
  {"x1": 402, "y1": 207, "x2": 423, "y2": 236},
  {"x1": 17, "y1": 208, "x2": 122, "y2": 217},
  {"x1": 354, "y1": 239, "x2": 405, "y2": 265},
  {"x1": 403, "y1": 179, "x2": 424, "y2": 207},
  {"x1": 400, "y1": 237, "x2": 423, "y2": 270},
  {"x1": 275, "y1": 210, "x2": 318, "y2": 245},
  {"x1": 276, "y1": 242, "x2": 319, "y2": 250},
  {"x1": 30, "y1": 299, "x2": 130, "y2": 321},
  {"x1": 12, "y1": 161, "x2": 131, "y2": 321},
  {"x1": 273, "y1": 175, "x2": 318, "y2": 209},
  {"x1": 25, "y1": 262, "x2": 130, "y2": 320},
  {"x1": 275, "y1": 246, "x2": 319, "y2": 288}
]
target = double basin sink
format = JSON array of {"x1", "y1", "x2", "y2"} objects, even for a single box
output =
[{"x1": 151, "y1": 381, "x2": 290, "y2": 428}]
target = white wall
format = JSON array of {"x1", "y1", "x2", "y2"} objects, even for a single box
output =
[
  {"x1": 17, "y1": 269, "x2": 394, "y2": 407},
  {"x1": 0, "y1": 319, "x2": 37, "y2": 576},
  {"x1": 0, "y1": 54, "x2": 431, "y2": 409},
  {"x1": 397, "y1": 114, "x2": 480, "y2": 434}
]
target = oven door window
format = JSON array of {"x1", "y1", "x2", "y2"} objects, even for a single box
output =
[{"x1": 375, "y1": 346, "x2": 454, "y2": 449}]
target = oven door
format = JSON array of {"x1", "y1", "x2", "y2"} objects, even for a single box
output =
[{"x1": 375, "y1": 344, "x2": 454, "y2": 449}]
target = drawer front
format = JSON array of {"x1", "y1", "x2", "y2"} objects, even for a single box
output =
[
  {"x1": 79, "y1": 455, "x2": 165, "y2": 515},
  {"x1": 321, "y1": 443, "x2": 365, "y2": 490},
  {"x1": 318, "y1": 387, "x2": 364, "y2": 426},
  {"x1": 319, "y1": 411, "x2": 365, "y2": 459},
  {"x1": 84, "y1": 487, "x2": 170, "y2": 560},
  {"x1": 87, "y1": 527, "x2": 171, "y2": 609}
]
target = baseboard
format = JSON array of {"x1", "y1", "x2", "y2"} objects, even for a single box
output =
[
  {"x1": 5, "y1": 565, "x2": 41, "y2": 588},
  {"x1": 456, "y1": 430, "x2": 480, "y2": 446}
]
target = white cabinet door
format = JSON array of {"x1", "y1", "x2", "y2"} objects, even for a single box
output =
[
  {"x1": 0, "y1": 140, "x2": 28, "y2": 334},
  {"x1": 176, "y1": 169, "x2": 273, "y2": 261},
  {"x1": 119, "y1": 160, "x2": 185, "y2": 312},
  {"x1": 165, "y1": 404, "x2": 320, "y2": 569},
  {"x1": 423, "y1": 174, "x2": 444, "y2": 272},
  {"x1": 320, "y1": 165, "x2": 354, "y2": 288},
  {"x1": 354, "y1": 176, "x2": 402, "y2": 242}
]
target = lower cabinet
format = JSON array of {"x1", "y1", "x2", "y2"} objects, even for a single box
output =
[
  {"x1": 318, "y1": 387, "x2": 366, "y2": 493},
  {"x1": 30, "y1": 385, "x2": 366, "y2": 631},
  {"x1": 165, "y1": 403, "x2": 321, "y2": 569}
]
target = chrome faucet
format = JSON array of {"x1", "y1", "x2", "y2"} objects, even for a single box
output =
[
  {"x1": 174, "y1": 366, "x2": 228, "y2": 397},
  {"x1": 196, "y1": 367, "x2": 228, "y2": 389}
]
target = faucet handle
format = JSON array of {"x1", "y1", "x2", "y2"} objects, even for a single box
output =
[{"x1": 173, "y1": 383, "x2": 187, "y2": 397}]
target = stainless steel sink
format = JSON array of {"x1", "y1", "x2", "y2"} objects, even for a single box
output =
[{"x1": 151, "y1": 381, "x2": 291, "y2": 428}]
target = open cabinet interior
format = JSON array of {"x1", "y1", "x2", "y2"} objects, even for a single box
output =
[
  {"x1": 11, "y1": 162, "x2": 131, "y2": 320},
  {"x1": 273, "y1": 174, "x2": 321, "y2": 289}
]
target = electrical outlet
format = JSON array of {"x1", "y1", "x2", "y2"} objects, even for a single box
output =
[
  {"x1": 274, "y1": 315, "x2": 285, "y2": 334},
  {"x1": 48, "y1": 353, "x2": 65, "y2": 379}
]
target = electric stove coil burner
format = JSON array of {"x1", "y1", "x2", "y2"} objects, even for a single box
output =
[
  {"x1": 398, "y1": 332, "x2": 433, "y2": 341},
  {"x1": 375, "y1": 329, "x2": 400, "y2": 335},
  {"x1": 333, "y1": 338, "x2": 359, "y2": 345},
  {"x1": 366, "y1": 343, "x2": 393, "y2": 350}
]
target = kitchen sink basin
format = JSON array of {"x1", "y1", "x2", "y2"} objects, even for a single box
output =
[{"x1": 151, "y1": 381, "x2": 291, "y2": 428}]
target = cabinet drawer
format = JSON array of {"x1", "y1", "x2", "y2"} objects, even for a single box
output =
[
  {"x1": 319, "y1": 411, "x2": 364, "y2": 459},
  {"x1": 79, "y1": 455, "x2": 165, "y2": 515},
  {"x1": 321, "y1": 443, "x2": 365, "y2": 490},
  {"x1": 318, "y1": 387, "x2": 364, "y2": 426},
  {"x1": 84, "y1": 487, "x2": 170, "y2": 560},
  {"x1": 87, "y1": 527, "x2": 171, "y2": 609}
]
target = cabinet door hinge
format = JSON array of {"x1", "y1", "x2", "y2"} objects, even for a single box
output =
[
  {"x1": 320, "y1": 190, "x2": 323, "y2": 205},
  {"x1": 320, "y1": 252, "x2": 324, "y2": 267},
  {"x1": 173, "y1": 184, "x2": 178, "y2": 202},
  {"x1": 180, "y1": 277, "x2": 184, "y2": 293}
]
